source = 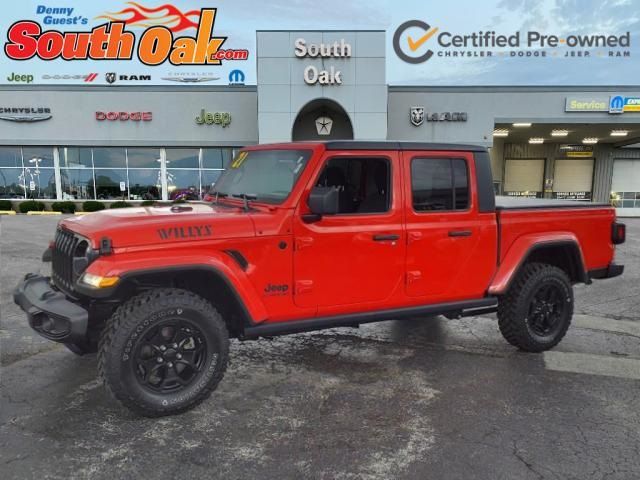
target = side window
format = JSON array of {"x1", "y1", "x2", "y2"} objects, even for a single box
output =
[
  {"x1": 452, "y1": 159, "x2": 469, "y2": 209},
  {"x1": 316, "y1": 157, "x2": 391, "y2": 214},
  {"x1": 411, "y1": 158, "x2": 469, "y2": 212}
]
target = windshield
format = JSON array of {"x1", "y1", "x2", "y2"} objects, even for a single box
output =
[{"x1": 210, "y1": 149, "x2": 312, "y2": 204}]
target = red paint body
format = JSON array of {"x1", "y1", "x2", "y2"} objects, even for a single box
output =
[{"x1": 61, "y1": 143, "x2": 619, "y2": 326}]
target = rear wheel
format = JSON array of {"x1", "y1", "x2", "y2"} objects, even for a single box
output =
[
  {"x1": 497, "y1": 262, "x2": 573, "y2": 352},
  {"x1": 98, "y1": 288, "x2": 229, "y2": 417}
]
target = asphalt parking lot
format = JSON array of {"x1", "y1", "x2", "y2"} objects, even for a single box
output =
[{"x1": 1, "y1": 215, "x2": 639, "y2": 480}]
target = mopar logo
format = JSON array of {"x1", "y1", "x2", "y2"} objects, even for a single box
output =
[
  {"x1": 610, "y1": 95, "x2": 625, "y2": 114},
  {"x1": 228, "y1": 69, "x2": 245, "y2": 85}
]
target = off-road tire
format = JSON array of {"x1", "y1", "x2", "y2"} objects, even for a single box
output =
[
  {"x1": 497, "y1": 262, "x2": 573, "y2": 353},
  {"x1": 98, "y1": 288, "x2": 229, "y2": 417}
]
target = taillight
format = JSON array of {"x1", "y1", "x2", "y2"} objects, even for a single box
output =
[{"x1": 612, "y1": 222, "x2": 626, "y2": 245}]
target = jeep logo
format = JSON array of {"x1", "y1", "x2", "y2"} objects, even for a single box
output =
[
  {"x1": 264, "y1": 283, "x2": 289, "y2": 295},
  {"x1": 7, "y1": 73, "x2": 33, "y2": 83}
]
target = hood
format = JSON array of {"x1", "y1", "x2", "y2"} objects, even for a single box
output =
[{"x1": 61, "y1": 203, "x2": 256, "y2": 249}]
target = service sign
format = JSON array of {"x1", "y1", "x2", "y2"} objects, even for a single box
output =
[{"x1": 0, "y1": 1, "x2": 638, "y2": 86}]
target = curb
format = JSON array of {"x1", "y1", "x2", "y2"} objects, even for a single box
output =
[
  {"x1": 0, "y1": 210, "x2": 16, "y2": 215},
  {"x1": 26, "y1": 211, "x2": 62, "y2": 215}
]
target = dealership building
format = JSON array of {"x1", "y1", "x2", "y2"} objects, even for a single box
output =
[{"x1": 2, "y1": 29, "x2": 640, "y2": 215}]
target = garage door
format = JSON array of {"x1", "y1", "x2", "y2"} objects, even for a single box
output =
[
  {"x1": 612, "y1": 159, "x2": 640, "y2": 211},
  {"x1": 504, "y1": 159, "x2": 544, "y2": 198},
  {"x1": 552, "y1": 158, "x2": 594, "y2": 201}
]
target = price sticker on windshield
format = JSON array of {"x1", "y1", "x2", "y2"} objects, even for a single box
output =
[{"x1": 230, "y1": 151, "x2": 248, "y2": 168}]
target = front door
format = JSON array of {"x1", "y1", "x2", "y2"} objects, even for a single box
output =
[
  {"x1": 292, "y1": 152, "x2": 405, "y2": 311},
  {"x1": 403, "y1": 151, "x2": 497, "y2": 302}
]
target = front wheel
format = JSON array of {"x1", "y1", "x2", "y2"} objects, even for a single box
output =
[
  {"x1": 98, "y1": 288, "x2": 229, "y2": 417},
  {"x1": 497, "y1": 262, "x2": 573, "y2": 353}
]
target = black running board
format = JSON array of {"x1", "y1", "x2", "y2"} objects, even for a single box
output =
[{"x1": 241, "y1": 297, "x2": 498, "y2": 340}]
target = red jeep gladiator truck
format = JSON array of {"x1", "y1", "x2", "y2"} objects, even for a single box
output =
[{"x1": 14, "y1": 141, "x2": 625, "y2": 416}]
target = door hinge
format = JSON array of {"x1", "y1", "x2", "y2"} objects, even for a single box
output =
[
  {"x1": 295, "y1": 280, "x2": 314, "y2": 295},
  {"x1": 406, "y1": 271, "x2": 422, "y2": 284},
  {"x1": 295, "y1": 237, "x2": 314, "y2": 251}
]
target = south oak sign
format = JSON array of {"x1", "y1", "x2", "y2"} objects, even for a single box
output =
[
  {"x1": 294, "y1": 38, "x2": 351, "y2": 85},
  {"x1": 3, "y1": 8, "x2": 249, "y2": 66}
]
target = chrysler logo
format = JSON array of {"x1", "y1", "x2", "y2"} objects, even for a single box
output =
[
  {"x1": 161, "y1": 76, "x2": 219, "y2": 83},
  {"x1": 0, "y1": 107, "x2": 52, "y2": 122},
  {"x1": 315, "y1": 116, "x2": 333, "y2": 135}
]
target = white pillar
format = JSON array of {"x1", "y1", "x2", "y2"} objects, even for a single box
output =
[{"x1": 53, "y1": 147, "x2": 62, "y2": 200}]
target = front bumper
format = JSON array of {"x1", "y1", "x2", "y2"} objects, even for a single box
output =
[
  {"x1": 589, "y1": 263, "x2": 624, "y2": 280},
  {"x1": 13, "y1": 273, "x2": 88, "y2": 345}
]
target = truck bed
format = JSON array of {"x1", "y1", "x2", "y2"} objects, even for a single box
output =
[
  {"x1": 496, "y1": 196, "x2": 610, "y2": 210},
  {"x1": 495, "y1": 197, "x2": 616, "y2": 275}
]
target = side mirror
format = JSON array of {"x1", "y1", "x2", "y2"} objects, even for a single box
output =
[{"x1": 305, "y1": 187, "x2": 339, "y2": 222}]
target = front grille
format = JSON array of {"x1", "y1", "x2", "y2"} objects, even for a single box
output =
[{"x1": 52, "y1": 228, "x2": 82, "y2": 293}]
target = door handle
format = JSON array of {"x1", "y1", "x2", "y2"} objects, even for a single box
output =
[
  {"x1": 448, "y1": 230, "x2": 472, "y2": 237},
  {"x1": 373, "y1": 234, "x2": 400, "y2": 242}
]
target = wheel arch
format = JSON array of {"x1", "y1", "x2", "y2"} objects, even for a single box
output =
[
  {"x1": 489, "y1": 235, "x2": 588, "y2": 295},
  {"x1": 112, "y1": 265, "x2": 259, "y2": 339}
]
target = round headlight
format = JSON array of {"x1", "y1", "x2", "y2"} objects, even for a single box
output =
[{"x1": 72, "y1": 240, "x2": 90, "y2": 276}]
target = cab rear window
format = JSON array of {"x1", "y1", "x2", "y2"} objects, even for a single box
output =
[{"x1": 411, "y1": 158, "x2": 469, "y2": 212}]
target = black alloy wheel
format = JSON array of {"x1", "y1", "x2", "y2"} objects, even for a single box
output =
[
  {"x1": 133, "y1": 319, "x2": 209, "y2": 393},
  {"x1": 99, "y1": 288, "x2": 229, "y2": 417},
  {"x1": 526, "y1": 283, "x2": 568, "y2": 338}
]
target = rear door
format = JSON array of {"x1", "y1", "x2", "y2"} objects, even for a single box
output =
[
  {"x1": 403, "y1": 150, "x2": 497, "y2": 302},
  {"x1": 504, "y1": 158, "x2": 545, "y2": 198},
  {"x1": 292, "y1": 150, "x2": 405, "y2": 311},
  {"x1": 552, "y1": 158, "x2": 594, "y2": 201}
]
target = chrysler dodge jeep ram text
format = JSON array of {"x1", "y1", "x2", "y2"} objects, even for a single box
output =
[{"x1": 14, "y1": 141, "x2": 625, "y2": 416}]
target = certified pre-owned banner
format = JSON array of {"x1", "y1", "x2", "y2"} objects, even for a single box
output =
[{"x1": 1, "y1": 0, "x2": 638, "y2": 86}]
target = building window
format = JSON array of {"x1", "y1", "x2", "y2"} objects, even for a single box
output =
[
  {"x1": 128, "y1": 168, "x2": 161, "y2": 200},
  {"x1": 3, "y1": 146, "x2": 240, "y2": 202},
  {"x1": 21, "y1": 147, "x2": 56, "y2": 199},
  {"x1": 201, "y1": 147, "x2": 231, "y2": 197},
  {"x1": 95, "y1": 168, "x2": 127, "y2": 200},
  {"x1": 166, "y1": 148, "x2": 201, "y2": 200},
  {"x1": 611, "y1": 192, "x2": 640, "y2": 208},
  {"x1": 0, "y1": 147, "x2": 25, "y2": 199},
  {"x1": 93, "y1": 147, "x2": 127, "y2": 168},
  {"x1": 93, "y1": 148, "x2": 127, "y2": 200},
  {"x1": 61, "y1": 167, "x2": 95, "y2": 200},
  {"x1": 126, "y1": 148, "x2": 161, "y2": 200},
  {"x1": 411, "y1": 158, "x2": 469, "y2": 212},
  {"x1": 60, "y1": 147, "x2": 94, "y2": 200}
]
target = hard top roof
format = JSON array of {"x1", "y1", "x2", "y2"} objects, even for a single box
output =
[{"x1": 321, "y1": 141, "x2": 487, "y2": 152}]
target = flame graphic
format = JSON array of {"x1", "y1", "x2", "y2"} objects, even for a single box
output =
[{"x1": 95, "y1": 2, "x2": 201, "y2": 33}]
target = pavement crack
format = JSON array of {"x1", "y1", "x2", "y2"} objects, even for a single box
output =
[{"x1": 512, "y1": 440, "x2": 545, "y2": 480}]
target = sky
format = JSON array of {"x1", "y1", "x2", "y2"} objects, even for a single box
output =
[{"x1": 1, "y1": 0, "x2": 639, "y2": 85}]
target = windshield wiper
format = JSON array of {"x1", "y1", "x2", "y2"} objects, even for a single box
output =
[
  {"x1": 211, "y1": 191, "x2": 228, "y2": 204},
  {"x1": 231, "y1": 193, "x2": 257, "y2": 212}
]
